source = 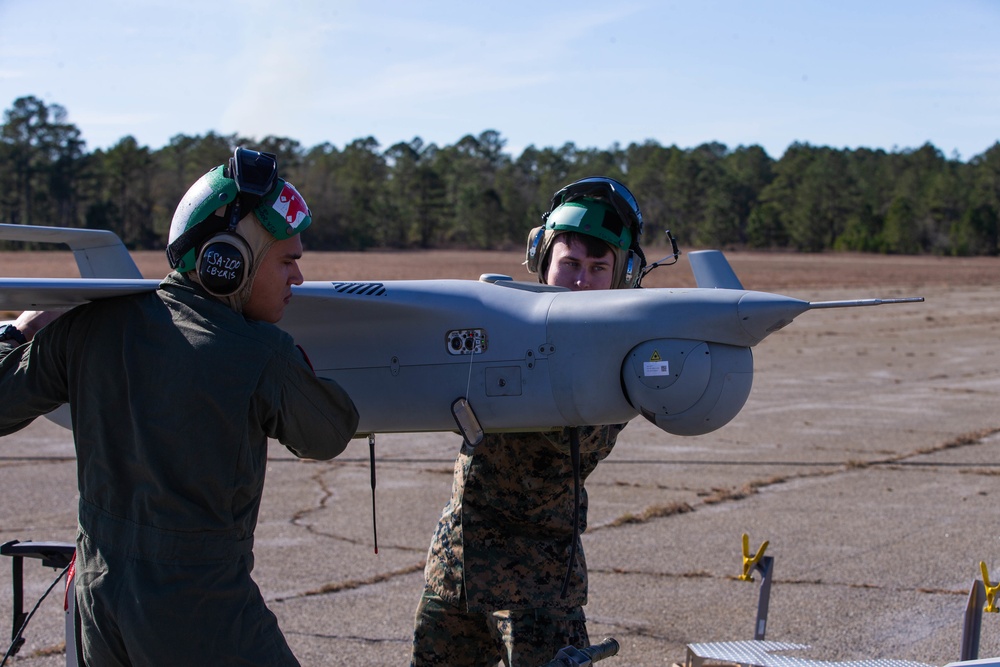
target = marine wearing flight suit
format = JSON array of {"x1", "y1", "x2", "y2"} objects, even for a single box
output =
[{"x1": 0, "y1": 271, "x2": 358, "y2": 665}]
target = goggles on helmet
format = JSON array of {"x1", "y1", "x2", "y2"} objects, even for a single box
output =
[
  {"x1": 231, "y1": 147, "x2": 278, "y2": 197},
  {"x1": 547, "y1": 176, "x2": 643, "y2": 246},
  {"x1": 224, "y1": 147, "x2": 279, "y2": 232}
]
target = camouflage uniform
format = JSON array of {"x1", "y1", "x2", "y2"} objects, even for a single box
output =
[
  {"x1": 411, "y1": 424, "x2": 625, "y2": 667},
  {"x1": 0, "y1": 273, "x2": 359, "y2": 666}
]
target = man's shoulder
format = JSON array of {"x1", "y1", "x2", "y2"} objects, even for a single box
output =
[
  {"x1": 241, "y1": 319, "x2": 296, "y2": 351},
  {"x1": 157, "y1": 275, "x2": 297, "y2": 353}
]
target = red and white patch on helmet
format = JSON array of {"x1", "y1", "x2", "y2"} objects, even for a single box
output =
[{"x1": 271, "y1": 182, "x2": 311, "y2": 228}]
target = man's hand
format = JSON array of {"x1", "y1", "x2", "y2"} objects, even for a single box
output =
[{"x1": 13, "y1": 311, "x2": 62, "y2": 341}]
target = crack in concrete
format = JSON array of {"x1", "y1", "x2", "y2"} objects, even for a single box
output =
[
  {"x1": 274, "y1": 561, "x2": 425, "y2": 602},
  {"x1": 588, "y1": 567, "x2": 969, "y2": 597},
  {"x1": 0, "y1": 456, "x2": 73, "y2": 464},
  {"x1": 268, "y1": 428, "x2": 1000, "y2": 612},
  {"x1": 284, "y1": 630, "x2": 410, "y2": 645},
  {"x1": 603, "y1": 501, "x2": 695, "y2": 528},
  {"x1": 581, "y1": 427, "x2": 1000, "y2": 602},
  {"x1": 24, "y1": 641, "x2": 67, "y2": 660},
  {"x1": 286, "y1": 465, "x2": 422, "y2": 553},
  {"x1": 598, "y1": 426, "x2": 1000, "y2": 532}
]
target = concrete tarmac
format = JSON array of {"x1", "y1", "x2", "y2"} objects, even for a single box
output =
[{"x1": 2, "y1": 283, "x2": 999, "y2": 666}]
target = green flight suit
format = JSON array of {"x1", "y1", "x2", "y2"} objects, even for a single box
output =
[{"x1": 0, "y1": 273, "x2": 359, "y2": 666}]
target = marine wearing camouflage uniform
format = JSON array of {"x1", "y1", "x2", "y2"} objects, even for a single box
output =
[
  {"x1": 411, "y1": 423, "x2": 625, "y2": 666},
  {"x1": 411, "y1": 176, "x2": 646, "y2": 667}
]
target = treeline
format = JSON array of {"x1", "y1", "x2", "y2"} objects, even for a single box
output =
[{"x1": 2, "y1": 95, "x2": 999, "y2": 255}]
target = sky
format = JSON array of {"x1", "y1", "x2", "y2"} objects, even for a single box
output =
[{"x1": 1, "y1": 0, "x2": 997, "y2": 162}]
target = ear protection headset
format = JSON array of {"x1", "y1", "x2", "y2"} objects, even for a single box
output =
[
  {"x1": 526, "y1": 224, "x2": 643, "y2": 289},
  {"x1": 166, "y1": 148, "x2": 281, "y2": 297},
  {"x1": 621, "y1": 246, "x2": 641, "y2": 288},
  {"x1": 195, "y1": 231, "x2": 253, "y2": 297},
  {"x1": 525, "y1": 177, "x2": 647, "y2": 289},
  {"x1": 195, "y1": 148, "x2": 279, "y2": 297},
  {"x1": 525, "y1": 225, "x2": 546, "y2": 273}
]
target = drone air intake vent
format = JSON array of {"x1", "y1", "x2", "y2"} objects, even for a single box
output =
[{"x1": 329, "y1": 282, "x2": 386, "y2": 296}]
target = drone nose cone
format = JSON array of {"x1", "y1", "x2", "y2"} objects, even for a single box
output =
[{"x1": 736, "y1": 292, "x2": 812, "y2": 344}]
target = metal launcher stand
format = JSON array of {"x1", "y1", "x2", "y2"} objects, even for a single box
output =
[
  {"x1": 738, "y1": 534, "x2": 774, "y2": 641},
  {"x1": 682, "y1": 534, "x2": 775, "y2": 667},
  {"x1": 959, "y1": 561, "x2": 1000, "y2": 662},
  {"x1": 683, "y1": 542, "x2": 1000, "y2": 667}
]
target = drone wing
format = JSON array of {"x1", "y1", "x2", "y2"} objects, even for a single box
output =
[{"x1": 0, "y1": 224, "x2": 158, "y2": 312}]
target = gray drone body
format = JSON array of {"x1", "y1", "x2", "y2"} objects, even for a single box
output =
[
  {"x1": 0, "y1": 223, "x2": 921, "y2": 439},
  {"x1": 282, "y1": 272, "x2": 787, "y2": 437}
]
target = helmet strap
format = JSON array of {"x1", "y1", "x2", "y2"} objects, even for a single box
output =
[
  {"x1": 226, "y1": 197, "x2": 242, "y2": 233},
  {"x1": 166, "y1": 213, "x2": 228, "y2": 269}
]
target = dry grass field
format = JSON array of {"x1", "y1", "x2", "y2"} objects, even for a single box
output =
[{"x1": 2, "y1": 245, "x2": 999, "y2": 290}]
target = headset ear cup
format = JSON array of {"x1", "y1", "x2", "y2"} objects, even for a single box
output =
[
  {"x1": 622, "y1": 250, "x2": 636, "y2": 288},
  {"x1": 632, "y1": 246, "x2": 648, "y2": 288},
  {"x1": 525, "y1": 226, "x2": 546, "y2": 274},
  {"x1": 196, "y1": 232, "x2": 252, "y2": 297},
  {"x1": 622, "y1": 249, "x2": 648, "y2": 288}
]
